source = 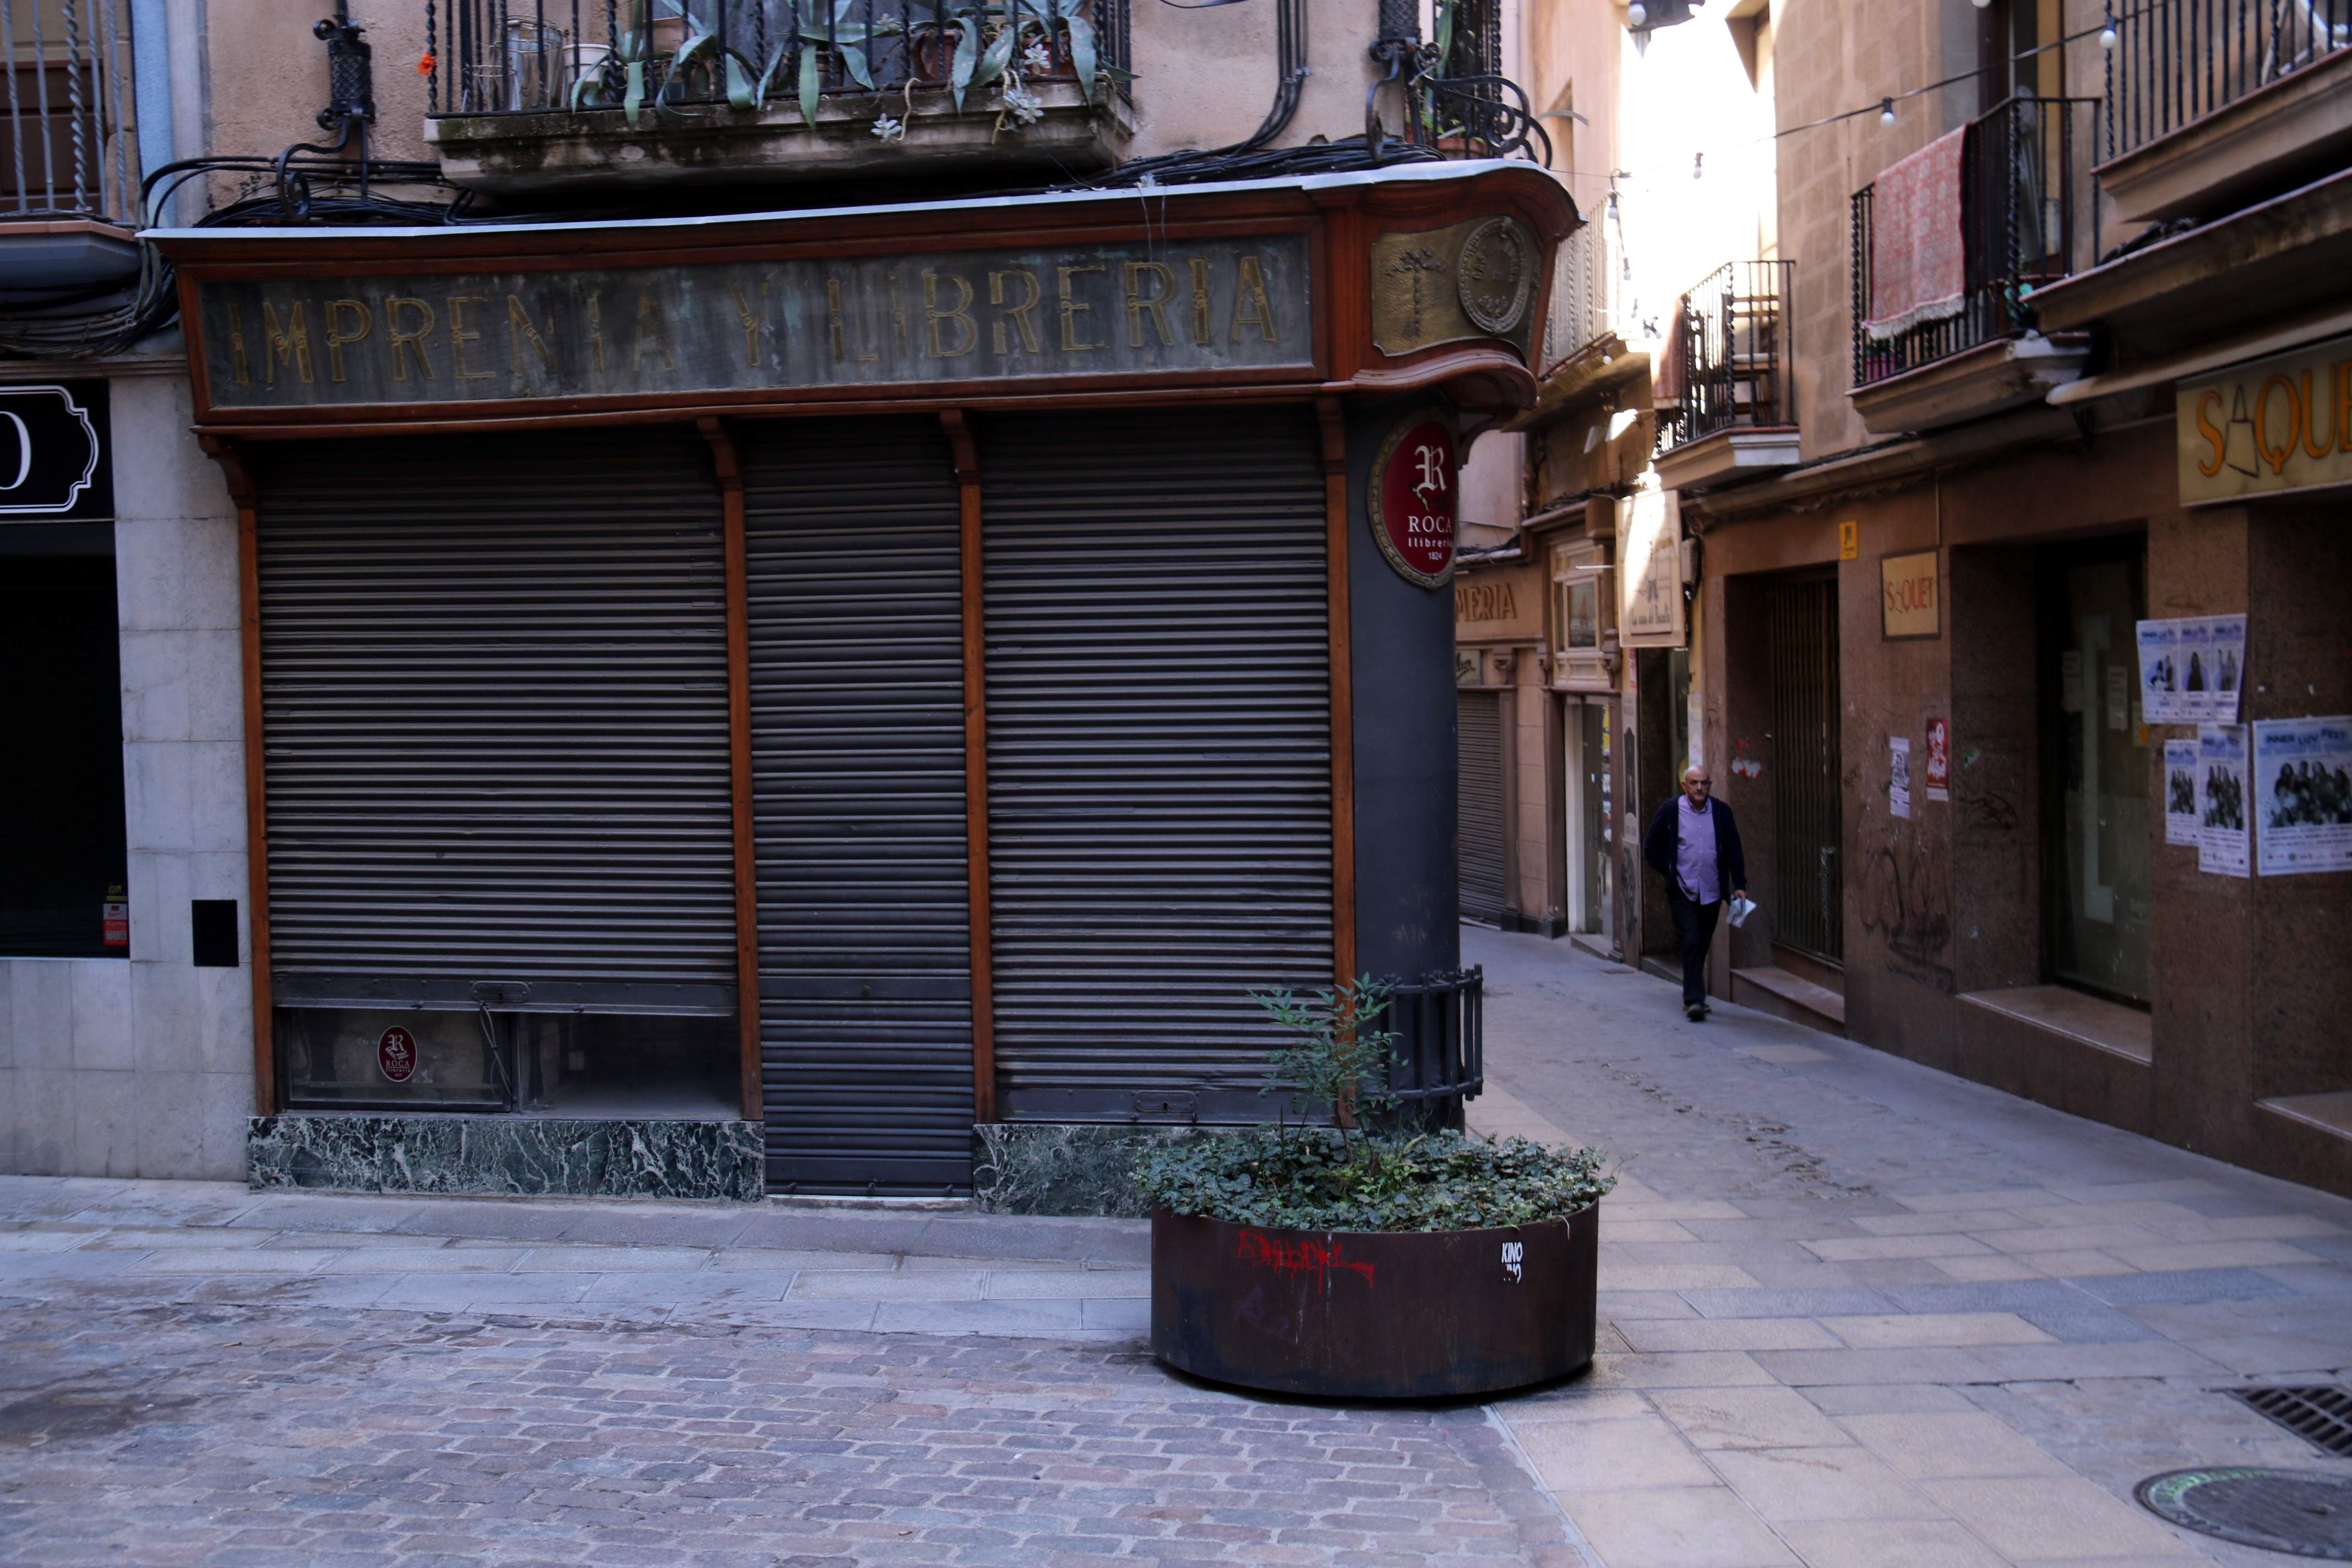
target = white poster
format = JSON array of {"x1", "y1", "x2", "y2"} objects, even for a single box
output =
[
  {"x1": 1888, "y1": 736, "x2": 1912, "y2": 819},
  {"x1": 2253, "y1": 716, "x2": 2352, "y2": 876},
  {"x1": 1617, "y1": 483, "x2": 1686, "y2": 649},
  {"x1": 2137, "y1": 614, "x2": 2248, "y2": 723},
  {"x1": 2164, "y1": 738, "x2": 2199, "y2": 846},
  {"x1": 2197, "y1": 723, "x2": 2250, "y2": 878}
]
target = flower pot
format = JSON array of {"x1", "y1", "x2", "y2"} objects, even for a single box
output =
[{"x1": 1150, "y1": 1201, "x2": 1600, "y2": 1399}]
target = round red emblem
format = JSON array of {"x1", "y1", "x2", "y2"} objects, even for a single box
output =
[
  {"x1": 1372, "y1": 416, "x2": 1457, "y2": 588},
  {"x1": 378, "y1": 1026, "x2": 418, "y2": 1083}
]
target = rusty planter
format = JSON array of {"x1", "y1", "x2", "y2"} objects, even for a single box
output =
[{"x1": 1150, "y1": 1202, "x2": 1600, "y2": 1399}]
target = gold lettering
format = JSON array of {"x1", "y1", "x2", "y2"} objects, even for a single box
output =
[
  {"x1": 2255, "y1": 373, "x2": 2299, "y2": 473},
  {"x1": 891, "y1": 273, "x2": 908, "y2": 358},
  {"x1": 260, "y1": 300, "x2": 314, "y2": 385},
  {"x1": 2195, "y1": 390, "x2": 2226, "y2": 479},
  {"x1": 447, "y1": 296, "x2": 494, "y2": 380},
  {"x1": 1123, "y1": 261, "x2": 1178, "y2": 349},
  {"x1": 632, "y1": 291, "x2": 673, "y2": 372},
  {"x1": 1057, "y1": 264, "x2": 1104, "y2": 352},
  {"x1": 323, "y1": 298, "x2": 371, "y2": 383},
  {"x1": 505, "y1": 294, "x2": 556, "y2": 374},
  {"x1": 924, "y1": 271, "x2": 977, "y2": 358},
  {"x1": 1188, "y1": 257, "x2": 1212, "y2": 346},
  {"x1": 226, "y1": 301, "x2": 251, "y2": 387},
  {"x1": 1231, "y1": 255, "x2": 1277, "y2": 342},
  {"x1": 728, "y1": 282, "x2": 766, "y2": 368},
  {"x1": 383, "y1": 295, "x2": 437, "y2": 381},
  {"x1": 2301, "y1": 368, "x2": 2338, "y2": 460},
  {"x1": 586, "y1": 291, "x2": 606, "y2": 374},
  {"x1": 989, "y1": 269, "x2": 1041, "y2": 356}
]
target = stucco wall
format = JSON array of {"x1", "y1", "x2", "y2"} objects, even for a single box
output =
[{"x1": 2, "y1": 371, "x2": 253, "y2": 1181}]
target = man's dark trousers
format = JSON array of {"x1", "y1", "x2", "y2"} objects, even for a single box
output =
[{"x1": 1667, "y1": 885, "x2": 1722, "y2": 1008}]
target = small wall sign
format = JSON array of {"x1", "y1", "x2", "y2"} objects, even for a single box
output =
[
  {"x1": 1371, "y1": 415, "x2": 1457, "y2": 588},
  {"x1": 1880, "y1": 548, "x2": 1940, "y2": 639},
  {"x1": 0, "y1": 381, "x2": 111, "y2": 520},
  {"x1": 378, "y1": 1026, "x2": 418, "y2": 1083}
]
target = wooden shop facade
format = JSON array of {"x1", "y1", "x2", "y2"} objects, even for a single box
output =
[{"x1": 155, "y1": 162, "x2": 1575, "y2": 1199}]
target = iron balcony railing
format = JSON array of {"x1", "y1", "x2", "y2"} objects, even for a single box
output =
[
  {"x1": 1850, "y1": 96, "x2": 2097, "y2": 389},
  {"x1": 1655, "y1": 259, "x2": 1795, "y2": 453},
  {"x1": 425, "y1": 0, "x2": 1130, "y2": 121},
  {"x1": 1538, "y1": 214, "x2": 1611, "y2": 377},
  {"x1": 2105, "y1": 0, "x2": 2351, "y2": 161},
  {"x1": 2, "y1": 0, "x2": 139, "y2": 223}
]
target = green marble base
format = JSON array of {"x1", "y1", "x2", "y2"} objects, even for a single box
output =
[
  {"x1": 247, "y1": 1114, "x2": 764, "y2": 1201},
  {"x1": 972, "y1": 1123, "x2": 1217, "y2": 1217}
]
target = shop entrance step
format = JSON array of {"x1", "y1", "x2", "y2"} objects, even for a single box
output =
[{"x1": 1730, "y1": 965, "x2": 1848, "y2": 1037}]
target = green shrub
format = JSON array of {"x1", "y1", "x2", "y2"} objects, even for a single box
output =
[{"x1": 1133, "y1": 1127, "x2": 1612, "y2": 1232}]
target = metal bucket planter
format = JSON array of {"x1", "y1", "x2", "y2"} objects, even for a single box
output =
[{"x1": 1150, "y1": 1201, "x2": 1600, "y2": 1399}]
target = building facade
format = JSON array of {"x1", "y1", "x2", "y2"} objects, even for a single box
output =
[{"x1": 3, "y1": 0, "x2": 1565, "y2": 1199}]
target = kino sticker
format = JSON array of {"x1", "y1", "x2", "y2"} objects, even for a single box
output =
[{"x1": 1371, "y1": 415, "x2": 1457, "y2": 589}]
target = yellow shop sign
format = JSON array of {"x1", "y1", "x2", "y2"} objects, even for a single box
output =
[{"x1": 2178, "y1": 333, "x2": 2352, "y2": 505}]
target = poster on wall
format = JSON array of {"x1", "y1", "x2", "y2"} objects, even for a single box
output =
[
  {"x1": 2252, "y1": 717, "x2": 2352, "y2": 875},
  {"x1": 2164, "y1": 738, "x2": 2200, "y2": 846},
  {"x1": 2197, "y1": 723, "x2": 2251, "y2": 878},
  {"x1": 1888, "y1": 736, "x2": 1912, "y2": 819},
  {"x1": 2136, "y1": 614, "x2": 2247, "y2": 723},
  {"x1": 1618, "y1": 483, "x2": 1685, "y2": 649},
  {"x1": 1925, "y1": 718, "x2": 1950, "y2": 803}
]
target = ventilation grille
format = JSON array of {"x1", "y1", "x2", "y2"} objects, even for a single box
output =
[{"x1": 2224, "y1": 1385, "x2": 2352, "y2": 1458}]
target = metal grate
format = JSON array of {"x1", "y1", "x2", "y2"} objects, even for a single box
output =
[{"x1": 2225, "y1": 1385, "x2": 2352, "y2": 1458}]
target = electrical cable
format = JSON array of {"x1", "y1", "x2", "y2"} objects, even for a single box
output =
[{"x1": 1052, "y1": 0, "x2": 1311, "y2": 188}]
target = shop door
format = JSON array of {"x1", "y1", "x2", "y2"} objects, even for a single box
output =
[
  {"x1": 1767, "y1": 576, "x2": 1843, "y2": 961},
  {"x1": 1458, "y1": 690, "x2": 1507, "y2": 925},
  {"x1": 741, "y1": 420, "x2": 976, "y2": 1195},
  {"x1": 252, "y1": 431, "x2": 739, "y2": 1093},
  {"x1": 976, "y1": 407, "x2": 1334, "y2": 1121},
  {"x1": 1567, "y1": 700, "x2": 1611, "y2": 937}
]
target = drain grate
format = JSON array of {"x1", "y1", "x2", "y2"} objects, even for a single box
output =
[
  {"x1": 2227, "y1": 1385, "x2": 2352, "y2": 1458},
  {"x1": 2137, "y1": 1468, "x2": 2352, "y2": 1559}
]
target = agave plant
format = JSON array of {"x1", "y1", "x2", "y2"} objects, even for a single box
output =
[{"x1": 943, "y1": 0, "x2": 1098, "y2": 112}]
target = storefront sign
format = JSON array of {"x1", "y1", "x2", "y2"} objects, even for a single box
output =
[
  {"x1": 1454, "y1": 578, "x2": 1518, "y2": 623},
  {"x1": 0, "y1": 382, "x2": 110, "y2": 520},
  {"x1": 377, "y1": 1026, "x2": 418, "y2": 1083},
  {"x1": 2179, "y1": 333, "x2": 2352, "y2": 505},
  {"x1": 1371, "y1": 416, "x2": 1457, "y2": 588},
  {"x1": 1880, "y1": 548, "x2": 1940, "y2": 640},
  {"x1": 1618, "y1": 484, "x2": 1684, "y2": 649},
  {"x1": 1370, "y1": 216, "x2": 1539, "y2": 358},
  {"x1": 193, "y1": 236, "x2": 1315, "y2": 409}
]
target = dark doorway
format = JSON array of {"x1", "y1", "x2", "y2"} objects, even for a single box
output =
[{"x1": 1767, "y1": 574, "x2": 1843, "y2": 962}]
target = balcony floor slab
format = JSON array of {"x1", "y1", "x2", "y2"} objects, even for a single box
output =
[{"x1": 1847, "y1": 333, "x2": 2090, "y2": 438}]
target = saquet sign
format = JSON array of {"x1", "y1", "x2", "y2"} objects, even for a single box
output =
[
  {"x1": 2179, "y1": 332, "x2": 2352, "y2": 505},
  {"x1": 193, "y1": 235, "x2": 1315, "y2": 410}
]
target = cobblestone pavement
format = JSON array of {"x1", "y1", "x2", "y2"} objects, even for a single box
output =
[{"x1": 1, "y1": 928, "x2": 2348, "y2": 1565}]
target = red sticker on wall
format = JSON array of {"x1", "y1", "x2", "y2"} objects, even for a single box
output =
[
  {"x1": 1371, "y1": 416, "x2": 1457, "y2": 589},
  {"x1": 378, "y1": 1026, "x2": 417, "y2": 1083}
]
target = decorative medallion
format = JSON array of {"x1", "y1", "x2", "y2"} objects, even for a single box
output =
[
  {"x1": 1370, "y1": 415, "x2": 1458, "y2": 589},
  {"x1": 378, "y1": 1026, "x2": 418, "y2": 1084},
  {"x1": 1456, "y1": 218, "x2": 1536, "y2": 336}
]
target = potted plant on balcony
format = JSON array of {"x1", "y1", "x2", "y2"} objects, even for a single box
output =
[{"x1": 1135, "y1": 979, "x2": 1611, "y2": 1399}]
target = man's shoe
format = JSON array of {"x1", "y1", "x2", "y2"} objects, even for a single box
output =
[
  {"x1": 1700, "y1": 1001, "x2": 1713, "y2": 1017},
  {"x1": 1685, "y1": 1004, "x2": 1705, "y2": 1022}
]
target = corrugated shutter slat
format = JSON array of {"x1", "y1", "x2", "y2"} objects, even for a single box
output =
[{"x1": 1458, "y1": 691, "x2": 1507, "y2": 925}]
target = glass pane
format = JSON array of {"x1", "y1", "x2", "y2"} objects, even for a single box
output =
[
  {"x1": 514, "y1": 1013, "x2": 738, "y2": 1118},
  {"x1": 280, "y1": 1008, "x2": 506, "y2": 1110},
  {"x1": 1567, "y1": 580, "x2": 1599, "y2": 648},
  {"x1": 2046, "y1": 554, "x2": 2152, "y2": 1004},
  {"x1": 282, "y1": 1008, "x2": 739, "y2": 1117},
  {"x1": 1580, "y1": 702, "x2": 1607, "y2": 935}
]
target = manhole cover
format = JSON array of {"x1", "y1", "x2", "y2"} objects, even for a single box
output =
[{"x1": 2137, "y1": 1467, "x2": 2352, "y2": 1559}]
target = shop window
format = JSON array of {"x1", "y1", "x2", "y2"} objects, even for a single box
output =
[
  {"x1": 1550, "y1": 541, "x2": 1610, "y2": 688},
  {"x1": 1, "y1": 529, "x2": 128, "y2": 959},
  {"x1": 2038, "y1": 539, "x2": 2153, "y2": 1007},
  {"x1": 279, "y1": 1008, "x2": 738, "y2": 1117}
]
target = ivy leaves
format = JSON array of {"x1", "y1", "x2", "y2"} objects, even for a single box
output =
[{"x1": 1134, "y1": 1130, "x2": 1614, "y2": 1233}]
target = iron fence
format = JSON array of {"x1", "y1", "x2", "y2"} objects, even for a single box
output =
[
  {"x1": 1538, "y1": 214, "x2": 1611, "y2": 377},
  {"x1": 1382, "y1": 966, "x2": 1483, "y2": 1111},
  {"x1": 424, "y1": 0, "x2": 1129, "y2": 120},
  {"x1": 2105, "y1": 0, "x2": 2351, "y2": 161},
  {"x1": 2, "y1": 0, "x2": 138, "y2": 222},
  {"x1": 1850, "y1": 96, "x2": 2096, "y2": 389},
  {"x1": 1655, "y1": 259, "x2": 1795, "y2": 453}
]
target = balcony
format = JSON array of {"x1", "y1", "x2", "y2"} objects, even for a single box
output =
[
  {"x1": 1847, "y1": 97, "x2": 2094, "y2": 437},
  {"x1": 422, "y1": 0, "x2": 1133, "y2": 194},
  {"x1": 2099, "y1": 0, "x2": 2352, "y2": 222},
  {"x1": 1652, "y1": 259, "x2": 1800, "y2": 493},
  {"x1": 2, "y1": 0, "x2": 144, "y2": 298}
]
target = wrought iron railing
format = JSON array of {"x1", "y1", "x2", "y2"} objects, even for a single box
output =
[
  {"x1": 2, "y1": 0, "x2": 139, "y2": 223},
  {"x1": 424, "y1": 0, "x2": 1130, "y2": 121},
  {"x1": 1655, "y1": 259, "x2": 1795, "y2": 453},
  {"x1": 2105, "y1": 0, "x2": 2351, "y2": 161},
  {"x1": 1850, "y1": 96, "x2": 2095, "y2": 389},
  {"x1": 1538, "y1": 215, "x2": 1611, "y2": 377},
  {"x1": 1383, "y1": 966, "x2": 1483, "y2": 1109}
]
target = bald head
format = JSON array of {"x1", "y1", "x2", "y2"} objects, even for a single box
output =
[{"x1": 1682, "y1": 767, "x2": 1712, "y2": 804}]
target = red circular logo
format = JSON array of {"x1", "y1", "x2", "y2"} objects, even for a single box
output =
[
  {"x1": 1374, "y1": 417, "x2": 1457, "y2": 587},
  {"x1": 378, "y1": 1026, "x2": 417, "y2": 1083}
]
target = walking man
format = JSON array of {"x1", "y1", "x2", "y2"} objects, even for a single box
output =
[{"x1": 1642, "y1": 766, "x2": 1747, "y2": 1022}]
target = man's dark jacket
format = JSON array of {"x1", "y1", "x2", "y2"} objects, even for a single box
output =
[{"x1": 1643, "y1": 796, "x2": 1747, "y2": 902}]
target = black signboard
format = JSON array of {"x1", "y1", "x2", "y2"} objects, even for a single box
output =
[{"x1": 0, "y1": 381, "x2": 111, "y2": 522}]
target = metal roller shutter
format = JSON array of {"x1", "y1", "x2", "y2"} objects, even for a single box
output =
[
  {"x1": 977, "y1": 406, "x2": 1333, "y2": 1121},
  {"x1": 252, "y1": 428, "x2": 737, "y2": 1014},
  {"x1": 740, "y1": 419, "x2": 975, "y2": 1195},
  {"x1": 1458, "y1": 691, "x2": 1507, "y2": 925}
]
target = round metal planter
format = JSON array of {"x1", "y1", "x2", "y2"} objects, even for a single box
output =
[{"x1": 1150, "y1": 1202, "x2": 1600, "y2": 1399}]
